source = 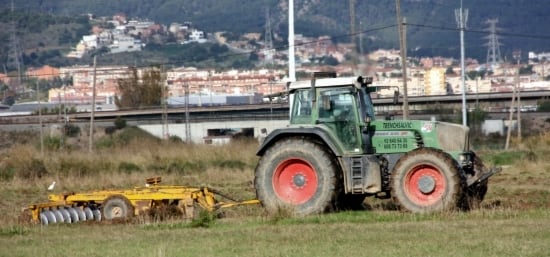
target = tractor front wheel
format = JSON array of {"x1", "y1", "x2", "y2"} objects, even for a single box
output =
[
  {"x1": 391, "y1": 148, "x2": 465, "y2": 213},
  {"x1": 255, "y1": 138, "x2": 338, "y2": 216}
]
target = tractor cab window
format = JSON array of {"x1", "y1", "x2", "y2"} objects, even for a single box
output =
[
  {"x1": 290, "y1": 89, "x2": 313, "y2": 124},
  {"x1": 317, "y1": 87, "x2": 360, "y2": 151}
]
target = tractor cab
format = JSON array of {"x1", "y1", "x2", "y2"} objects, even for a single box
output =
[{"x1": 287, "y1": 74, "x2": 376, "y2": 153}]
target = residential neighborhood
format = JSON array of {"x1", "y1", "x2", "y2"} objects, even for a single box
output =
[{"x1": 1, "y1": 13, "x2": 550, "y2": 112}]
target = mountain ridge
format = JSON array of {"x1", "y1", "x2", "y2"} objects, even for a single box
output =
[{"x1": 1, "y1": 0, "x2": 549, "y2": 62}]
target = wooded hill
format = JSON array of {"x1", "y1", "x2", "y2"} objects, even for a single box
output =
[{"x1": 1, "y1": 0, "x2": 549, "y2": 69}]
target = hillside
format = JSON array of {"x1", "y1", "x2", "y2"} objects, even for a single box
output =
[{"x1": 1, "y1": 0, "x2": 550, "y2": 65}]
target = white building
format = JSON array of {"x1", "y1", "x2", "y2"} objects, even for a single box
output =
[{"x1": 109, "y1": 35, "x2": 142, "y2": 54}]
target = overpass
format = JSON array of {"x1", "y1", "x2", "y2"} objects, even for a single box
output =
[
  {"x1": 68, "y1": 90, "x2": 550, "y2": 122},
  {"x1": 1, "y1": 91, "x2": 549, "y2": 144}
]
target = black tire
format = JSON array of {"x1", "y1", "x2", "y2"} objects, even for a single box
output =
[
  {"x1": 254, "y1": 138, "x2": 339, "y2": 216},
  {"x1": 391, "y1": 148, "x2": 465, "y2": 213},
  {"x1": 102, "y1": 195, "x2": 134, "y2": 220}
]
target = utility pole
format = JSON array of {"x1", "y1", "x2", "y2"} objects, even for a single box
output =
[
  {"x1": 505, "y1": 52, "x2": 518, "y2": 150},
  {"x1": 514, "y1": 50, "x2": 522, "y2": 142},
  {"x1": 8, "y1": 0, "x2": 23, "y2": 93},
  {"x1": 184, "y1": 82, "x2": 191, "y2": 143},
  {"x1": 161, "y1": 65, "x2": 169, "y2": 139},
  {"x1": 396, "y1": 0, "x2": 408, "y2": 119},
  {"x1": 264, "y1": 7, "x2": 274, "y2": 66},
  {"x1": 455, "y1": 0, "x2": 468, "y2": 126},
  {"x1": 349, "y1": 0, "x2": 357, "y2": 75},
  {"x1": 288, "y1": 0, "x2": 296, "y2": 82},
  {"x1": 37, "y1": 81, "x2": 43, "y2": 157},
  {"x1": 58, "y1": 92, "x2": 64, "y2": 149},
  {"x1": 89, "y1": 55, "x2": 96, "y2": 153}
]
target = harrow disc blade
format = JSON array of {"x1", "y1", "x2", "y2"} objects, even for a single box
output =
[
  {"x1": 91, "y1": 207, "x2": 101, "y2": 221},
  {"x1": 60, "y1": 208, "x2": 71, "y2": 223},
  {"x1": 39, "y1": 213, "x2": 48, "y2": 225},
  {"x1": 68, "y1": 208, "x2": 79, "y2": 223},
  {"x1": 76, "y1": 207, "x2": 86, "y2": 221},
  {"x1": 84, "y1": 207, "x2": 94, "y2": 221},
  {"x1": 43, "y1": 210, "x2": 56, "y2": 224},
  {"x1": 53, "y1": 209, "x2": 64, "y2": 223}
]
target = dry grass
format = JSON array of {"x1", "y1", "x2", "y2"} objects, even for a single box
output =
[
  {"x1": 0, "y1": 128, "x2": 260, "y2": 225},
  {"x1": 1, "y1": 129, "x2": 550, "y2": 256}
]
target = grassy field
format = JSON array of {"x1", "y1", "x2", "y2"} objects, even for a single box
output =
[{"x1": 1, "y1": 128, "x2": 550, "y2": 257}]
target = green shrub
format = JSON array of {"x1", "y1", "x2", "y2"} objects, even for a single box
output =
[
  {"x1": 104, "y1": 126, "x2": 117, "y2": 135},
  {"x1": 114, "y1": 116, "x2": 127, "y2": 130},
  {"x1": 0, "y1": 168, "x2": 15, "y2": 181},
  {"x1": 43, "y1": 136, "x2": 61, "y2": 151},
  {"x1": 118, "y1": 162, "x2": 142, "y2": 174},
  {"x1": 95, "y1": 137, "x2": 115, "y2": 149},
  {"x1": 212, "y1": 159, "x2": 247, "y2": 170},
  {"x1": 489, "y1": 151, "x2": 524, "y2": 165},
  {"x1": 17, "y1": 158, "x2": 48, "y2": 179},
  {"x1": 169, "y1": 135, "x2": 183, "y2": 143},
  {"x1": 537, "y1": 100, "x2": 550, "y2": 112},
  {"x1": 57, "y1": 159, "x2": 96, "y2": 177},
  {"x1": 64, "y1": 124, "x2": 81, "y2": 137},
  {"x1": 190, "y1": 209, "x2": 216, "y2": 228}
]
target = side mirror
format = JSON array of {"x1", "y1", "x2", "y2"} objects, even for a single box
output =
[{"x1": 393, "y1": 91, "x2": 399, "y2": 104}]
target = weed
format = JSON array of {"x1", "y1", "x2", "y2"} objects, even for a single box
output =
[
  {"x1": 0, "y1": 225, "x2": 29, "y2": 236},
  {"x1": 42, "y1": 136, "x2": 62, "y2": 151},
  {"x1": 0, "y1": 167, "x2": 15, "y2": 181},
  {"x1": 190, "y1": 209, "x2": 216, "y2": 228},
  {"x1": 267, "y1": 205, "x2": 295, "y2": 224}
]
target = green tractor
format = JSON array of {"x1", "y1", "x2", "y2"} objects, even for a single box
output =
[{"x1": 254, "y1": 73, "x2": 499, "y2": 215}]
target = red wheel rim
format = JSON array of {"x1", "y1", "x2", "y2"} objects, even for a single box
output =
[
  {"x1": 272, "y1": 158, "x2": 318, "y2": 205},
  {"x1": 404, "y1": 164, "x2": 446, "y2": 207}
]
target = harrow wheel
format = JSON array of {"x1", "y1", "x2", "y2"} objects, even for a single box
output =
[
  {"x1": 102, "y1": 195, "x2": 134, "y2": 220},
  {"x1": 391, "y1": 148, "x2": 465, "y2": 213}
]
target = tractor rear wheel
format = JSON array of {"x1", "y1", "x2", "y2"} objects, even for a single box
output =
[
  {"x1": 102, "y1": 195, "x2": 134, "y2": 220},
  {"x1": 255, "y1": 138, "x2": 338, "y2": 216},
  {"x1": 391, "y1": 148, "x2": 465, "y2": 213}
]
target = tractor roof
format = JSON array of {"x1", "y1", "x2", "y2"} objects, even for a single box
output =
[{"x1": 289, "y1": 76, "x2": 360, "y2": 90}]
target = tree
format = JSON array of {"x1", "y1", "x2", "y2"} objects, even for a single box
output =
[{"x1": 115, "y1": 66, "x2": 164, "y2": 109}]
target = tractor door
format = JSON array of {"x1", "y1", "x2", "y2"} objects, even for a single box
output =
[{"x1": 317, "y1": 87, "x2": 361, "y2": 152}]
